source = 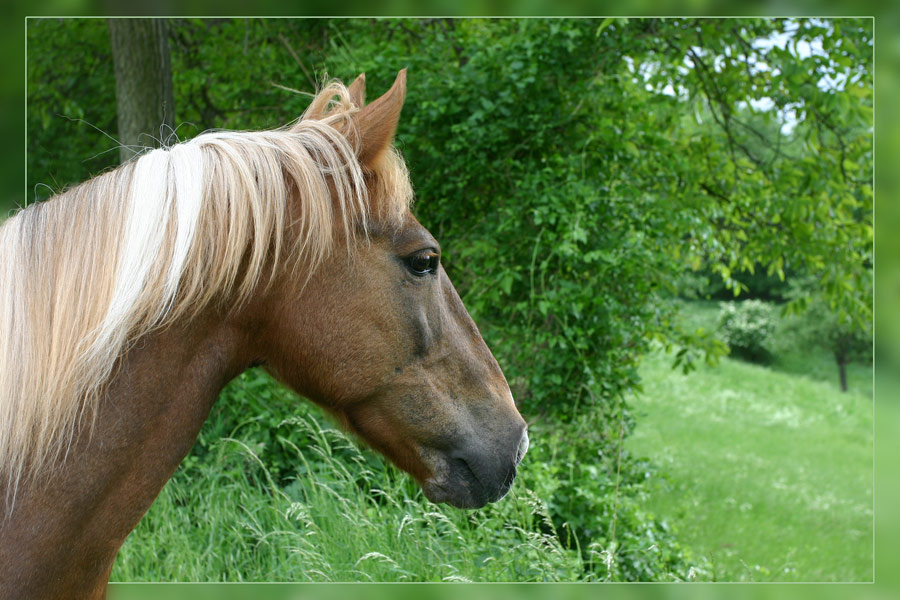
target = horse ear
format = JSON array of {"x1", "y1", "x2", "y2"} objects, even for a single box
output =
[
  {"x1": 354, "y1": 68, "x2": 407, "y2": 167},
  {"x1": 348, "y1": 73, "x2": 366, "y2": 107}
]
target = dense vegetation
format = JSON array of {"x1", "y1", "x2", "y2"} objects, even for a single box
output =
[{"x1": 24, "y1": 18, "x2": 872, "y2": 581}]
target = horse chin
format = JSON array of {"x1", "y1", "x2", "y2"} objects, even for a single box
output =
[
  {"x1": 422, "y1": 475, "x2": 489, "y2": 509},
  {"x1": 421, "y1": 454, "x2": 516, "y2": 509}
]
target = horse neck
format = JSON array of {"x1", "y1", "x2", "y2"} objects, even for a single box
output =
[{"x1": 0, "y1": 311, "x2": 256, "y2": 600}]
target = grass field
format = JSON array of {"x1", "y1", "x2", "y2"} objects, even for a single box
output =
[{"x1": 627, "y1": 301, "x2": 873, "y2": 581}]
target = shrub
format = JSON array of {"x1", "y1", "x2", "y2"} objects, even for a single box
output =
[
  {"x1": 717, "y1": 300, "x2": 777, "y2": 363},
  {"x1": 522, "y1": 415, "x2": 706, "y2": 581}
]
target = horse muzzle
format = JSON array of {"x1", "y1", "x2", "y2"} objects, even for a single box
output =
[{"x1": 422, "y1": 426, "x2": 529, "y2": 509}]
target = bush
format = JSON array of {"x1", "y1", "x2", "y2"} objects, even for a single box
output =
[
  {"x1": 523, "y1": 415, "x2": 706, "y2": 581},
  {"x1": 718, "y1": 300, "x2": 777, "y2": 363}
]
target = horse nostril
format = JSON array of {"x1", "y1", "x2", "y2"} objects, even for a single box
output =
[{"x1": 515, "y1": 429, "x2": 529, "y2": 465}]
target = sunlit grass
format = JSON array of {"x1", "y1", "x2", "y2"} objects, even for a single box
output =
[{"x1": 628, "y1": 300, "x2": 873, "y2": 581}]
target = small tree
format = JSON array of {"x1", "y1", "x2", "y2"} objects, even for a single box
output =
[{"x1": 785, "y1": 277, "x2": 873, "y2": 392}]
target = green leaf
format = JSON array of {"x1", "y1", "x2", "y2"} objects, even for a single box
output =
[
  {"x1": 597, "y1": 18, "x2": 614, "y2": 36},
  {"x1": 500, "y1": 272, "x2": 514, "y2": 295}
]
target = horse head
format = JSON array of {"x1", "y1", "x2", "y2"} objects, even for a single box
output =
[{"x1": 254, "y1": 71, "x2": 529, "y2": 508}]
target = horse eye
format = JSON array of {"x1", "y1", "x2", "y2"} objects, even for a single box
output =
[{"x1": 407, "y1": 251, "x2": 439, "y2": 276}]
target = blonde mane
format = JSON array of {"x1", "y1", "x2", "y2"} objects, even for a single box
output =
[{"x1": 0, "y1": 81, "x2": 413, "y2": 503}]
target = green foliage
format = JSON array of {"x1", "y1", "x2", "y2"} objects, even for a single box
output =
[
  {"x1": 718, "y1": 300, "x2": 777, "y2": 363},
  {"x1": 676, "y1": 265, "x2": 793, "y2": 302},
  {"x1": 167, "y1": 19, "x2": 332, "y2": 135},
  {"x1": 524, "y1": 415, "x2": 704, "y2": 581},
  {"x1": 782, "y1": 277, "x2": 873, "y2": 362},
  {"x1": 318, "y1": 16, "x2": 872, "y2": 413},
  {"x1": 778, "y1": 277, "x2": 872, "y2": 391},
  {"x1": 26, "y1": 19, "x2": 118, "y2": 202}
]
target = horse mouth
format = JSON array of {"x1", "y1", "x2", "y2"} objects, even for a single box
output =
[{"x1": 422, "y1": 457, "x2": 516, "y2": 509}]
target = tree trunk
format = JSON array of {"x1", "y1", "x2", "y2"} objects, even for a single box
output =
[
  {"x1": 108, "y1": 19, "x2": 175, "y2": 163},
  {"x1": 838, "y1": 360, "x2": 848, "y2": 392},
  {"x1": 834, "y1": 344, "x2": 849, "y2": 393}
]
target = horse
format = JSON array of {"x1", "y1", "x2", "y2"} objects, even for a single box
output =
[{"x1": 0, "y1": 70, "x2": 529, "y2": 599}]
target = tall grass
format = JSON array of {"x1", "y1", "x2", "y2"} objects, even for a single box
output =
[{"x1": 112, "y1": 408, "x2": 581, "y2": 582}]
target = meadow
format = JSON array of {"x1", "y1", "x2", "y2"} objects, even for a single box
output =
[{"x1": 627, "y1": 301, "x2": 873, "y2": 582}]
